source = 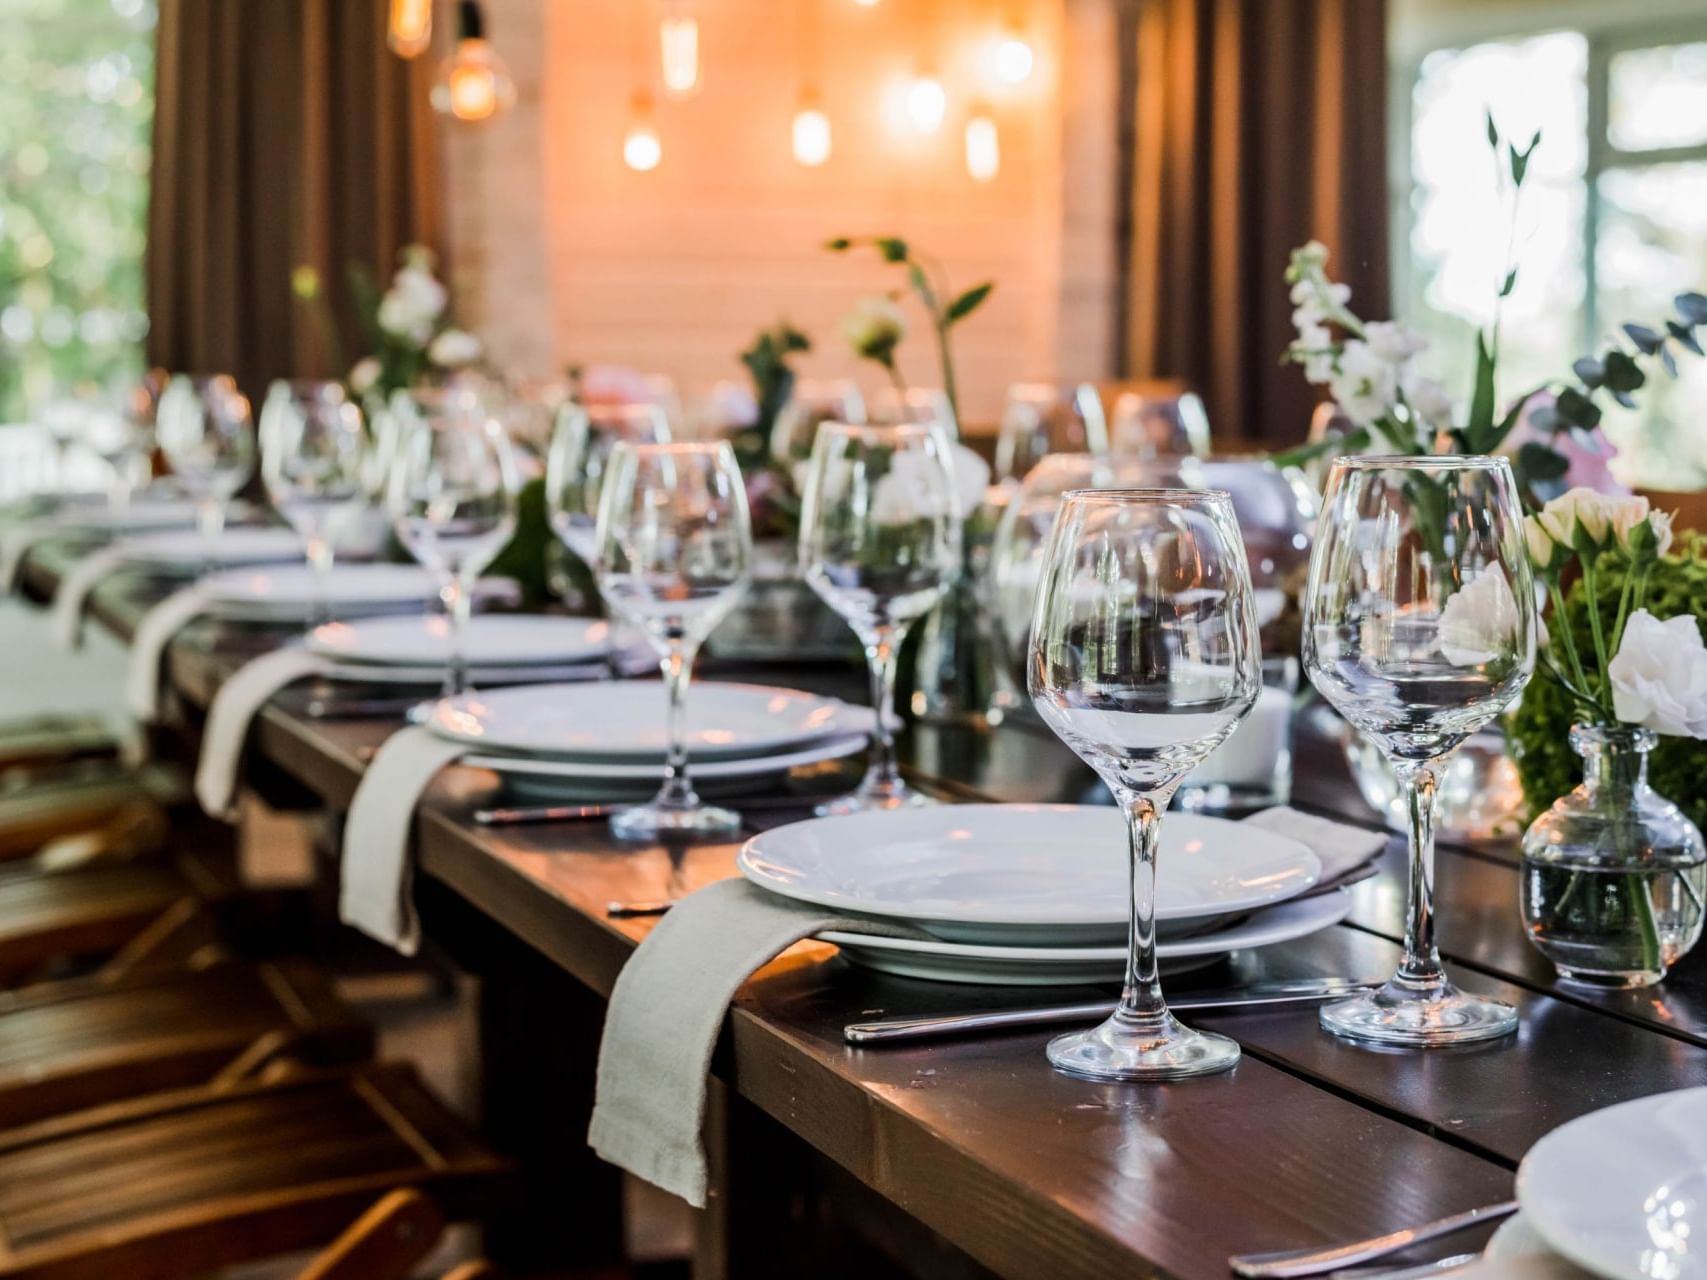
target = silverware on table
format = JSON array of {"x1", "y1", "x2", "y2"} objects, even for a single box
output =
[
  {"x1": 607, "y1": 899, "x2": 674, "y2": 918},
  {"x1": 842, "y1": 979, "x2": 1385, "y2": 1045},
  {"x1": 475, "y1": 803, "x2": 620, "y2": 825},
  {"x1": 1227, "y1": 1201, "x2": 1517, "y2": 1278}
]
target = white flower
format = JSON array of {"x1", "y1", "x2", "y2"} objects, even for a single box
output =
[
  {"x1": 1610, "y1": 609, "x2": 1707, "y2": 738},
  {"x1": 377, "y1": 262, "x2": 449, "y2": 345},
  {"x1": 428, "y1": 328, "x2": 482, "y2": 368},
  {"x1": 1290, "y1": 321, "x2": 1337, "y2": 385},
  {"x1": 377, "y1": 292, "x2": 435, "y2": 344},
  {"x1": 1329, "y1": 339, "x2": 1398, "y2": 427},
  {"x1": 1400, "y1": 369, "x2": 1455, "y2": 427},
  {"x1": 841, "y1": 296, "x2": 906, "y2": 362},
  {"x1": 1293, "y1": 240, "x2": 1331, "y2": 271},
  {"x1": 1436, "y1": 565, "x2": 1521, "y2": 667},
  {"x1": 1524, "y1": 514, "x2": 1562, "y2": 574},
  {"x1": 348, "y1": 357, "x2": 381, "y2": 395},
  {"x1": 1290, "y1": 280, "x2": 1351, "y2": 330},
  {"x1": 1649, "y1": 509, "x2": 1675, "y2": 557},
  {"x1": 1537, "y1": 487, "x2": 1616, "y2": 550},
  {"x1": 867, "y1": 441, "x2": 989, "y2": 525},
  {"x1": 1362, "y1": 321, "x2": 1429, "y2": 365}
]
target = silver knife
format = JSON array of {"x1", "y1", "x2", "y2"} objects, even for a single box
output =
[{"x1": 842, "y1": 979, "x2": 1382, "y2": 1045}]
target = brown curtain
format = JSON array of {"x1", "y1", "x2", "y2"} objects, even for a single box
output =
[
  {"x1": 146, "y1": 0, "x2": 442, "y2": 398},
  {"x1": 1125, "y1": 0, "x2": 1389, "y2": 446}
]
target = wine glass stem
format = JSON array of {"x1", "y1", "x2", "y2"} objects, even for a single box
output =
[
  {"x1": 656, "y1": 643, "x2": 699, "y2": 810},
  {"x1": 305, "y1": 535, "x2": 333, "y2": 630},
  {"x1": 196, "y1": 498, "x2": 225, "y2": 576},
  {"x1": 862, "y1": 629, "x2": 902, "y2": 793},
  {"x1": 1394, "y1": 759, "x2": 1445, "y2": 986},
  {"x1": 1116, "y1": 790, "x2": 1170, "y2": 1021},
  {"x1": 439, "y1": 574, "x2": 472, "y2": 696}
]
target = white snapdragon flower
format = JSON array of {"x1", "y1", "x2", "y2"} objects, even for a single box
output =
[
  {"x1": 1329, "y1": 339, "x2": 1398, "y2": 427},
  {"x1": 1436, "y1": 565, "x2": 1521, "y2": 667},
  {"x1": 1610, "y1": 610, "x2": 1707, "y2": 738},
  {"x1": 348, "y1": 357, "x2": 381, "y2": 396},
  {"x1": 1401, "y1": 369, "x2": 1456, "y2": 428},
  {"x1": 427, "y1": 328, "x2": 483, "y2": 368},
  {"x1": 1362, "y1": 321, "x2": 1429, "y2": 365},
  {"x1": 1290, "y1": 321, "x2": 1337, "y2": 385}
]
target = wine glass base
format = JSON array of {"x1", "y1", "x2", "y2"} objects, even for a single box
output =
[
  {"x1": 814, "y1": 782, "x2": 937, "y2": 818},
  {"x1": 610, "y1": 802, "x2": 742, "y2": 841},
  {"x1": 1319, "y1": 977, "x2": 1518, "y2": 1047},
  {"x1": 1046, "y1": 1009, "x2": 1240, "y2": 1081}
]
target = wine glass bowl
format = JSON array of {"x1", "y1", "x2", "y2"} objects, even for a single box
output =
[
  {"x1": 156, "y1": 373, "x2": 256, "y2": 550},
  {"x1": 798, "y1": 422, "x2": 963, "y2": 814},
  {"x1": 1028, "y1": 488, "x2": 1261, "y2": 1080},
  {"x1": 593, "y1": 440, "x2": 753, "y2": 839},
  {"x1": 546, "y1": 401, "x2": 672, "y2": 567},
  {"x1": 1303, "y1": 455, "x2": 1536, "y2": 1046},
  {"x1": 993, "y1": 382, "x2": 1108, "y2": 483}
]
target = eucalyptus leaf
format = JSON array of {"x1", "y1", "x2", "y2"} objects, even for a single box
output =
[
  {"x1": 1623, "y1": 323, "x2": 1664, "y2": 354},
  {"x1": 1611, "y1": 388, "x2": 1637, "y2": 409},
  {"x1": 1572, "y1": 356, "x2": 1605, "y2": 388},
  {"x1": 1662, "y1": 345, "x2": 1679, "y2": 378},
  {"x1": 1602, "y1": 349, "x2": 1645, "y2": 393},
  {"x1": 1555, "y1": 387, "x2": 1601, "y2": 430},
  {"x1": 1517, "y1": 441, "x2": 1571, "y2": 488},
  {"x1": 1677, "y1": 292, "x2": 1707, "y2": 326},
  {"x1": 945, "y1": 282, "x2": 993, "y2": 323},
  {"x1": 1668, "y1": 320, "x2": 1704, "y2": 357},
  {"x1": 1527, "y1": 405, "x2": 1561, "y2": 433}
]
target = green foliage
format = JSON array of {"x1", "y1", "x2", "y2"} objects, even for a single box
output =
[
  {"x1": 1, "y1": 0, "x2": 156, "y2": 419},
  {"x1": 1510, "y1": 533, "x2": 1707, "y2": 832},
  {"x1": 483, "y1": 476, "x2": 554, "y2": 608},
  {"x1": 733, "y1": 319, "x2": 810, "y2": 473}
]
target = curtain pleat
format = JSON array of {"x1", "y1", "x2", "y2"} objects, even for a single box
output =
[
  {"x1": 145, "y1": 0, "x2": 442, "y2": 399},
  {"x1": 1125, "y1": 0, "x2": 1390, "y2": 446}
]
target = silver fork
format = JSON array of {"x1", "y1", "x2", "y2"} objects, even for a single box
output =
[{"x1": 1228, "y1": 1202, "x2": 1516, "y2": 1278}]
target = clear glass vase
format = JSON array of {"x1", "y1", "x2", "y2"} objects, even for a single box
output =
[{"x1": 1520, "y1": 724, "x2": 1707, "y2": 988}]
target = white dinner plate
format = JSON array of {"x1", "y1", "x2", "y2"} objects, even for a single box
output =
[
  {"x1": 1484, "y1": 1215, "x2": 1580, "y2": 1269},
  {"x1": 738, "y1": 806, "x2": 1321, "y2": 944},
  {"x1": 1518, "y1": 1088, "x2": 1707, "y2": 1280},
  {"x1": 818, "y1": 890, "x2": 1351, "y2": 985},
  {"x1": 66, "y1": 497, "x2": 206, "y2": 534},
  {"x1": 428, "y1": 681, "x2": 874, "y2": 762},
  {"x1": 461, "y1": 731, "x2": 869, "y2": 800},
  {"x1": 118, "y1": 526, "x2": 304, "y2": 569},
  {"x1": 204, "y1": 565, "x2": 514, "y2": 619},
  {"x1": 309, "y1": 614, "x2": 611, "y2": 668}
]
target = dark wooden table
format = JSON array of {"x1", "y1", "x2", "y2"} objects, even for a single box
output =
[{"x1": 21, "y1": 541, "x2": 1707, "y2": 1280}]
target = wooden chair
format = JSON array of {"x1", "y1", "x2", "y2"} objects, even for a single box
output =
[
  {"x1": 0, "y1": 767, "x2": 175, "y2": 865},
  {"x1": 0, "y1": 716, "x2": 123, "y2": 780},
  {"x1": 0, "y1": 1063, "x2": 514, "y2": 1279},
  {"x1": 0, "y1": 959, "x2": 373, "y2": 1129},
  {"x1": 0, "y1": 845, "x2": 238, "y2": 987},
  {"x1": 294, "y1": 1189, "x2": 500, "y2": 1280}
]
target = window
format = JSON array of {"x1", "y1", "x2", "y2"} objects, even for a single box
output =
[
  {"x1": 1396, "y1": 9, "x2": 1707, "y2": 489},
  {"x1": 0, "y1": 0, "x2": 156, "y2": 423}
]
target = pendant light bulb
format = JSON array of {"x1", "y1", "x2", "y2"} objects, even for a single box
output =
[
  {"x1": 966, "y1": 110, "x2": 1000, "y2": 181},
  {"x1": 388, "y1": 0, "x2": 433, "y2": 59},
  {"x1": 905, "y1": 74, "x2": 947, "y2": 134},
  {"x1": 793, "y1": 93, "x2": 832, "y2": 166},
  {"x1": 624, "y1": 95, "x2": 663, "y2": 172},
  {"x1": 660, "y1": 1, "x2": 700, "y2": 98},
  {"x1": 852, "y1": 0, "x2": 879, "y2": 7},
  {"x1": 431, "y1": 2, "x2": 516, "y2": 123},
  {"x1": 993, "y1": 31, "x2": 1034, "y2": 84}
]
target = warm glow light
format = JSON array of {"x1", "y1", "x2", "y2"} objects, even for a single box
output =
[
  {"x1": 388, "y1": 0, "x2": 433, "y2": 58},
  {"x1": 906, "y1": 75, "x2": 947, "y2": 133},
  {"x1": 993, "y1": 34, "x2": 1034, "y2": 84},
  {"x1": 659, "y1": 7, "x2": 700, "y2": 98},
  {"x1": 625, "y1": 99, "x2": 663, "y2": 171},
  {"x1": 966, "y1": 112, "x2": 1000, "y2": 181},
  {"x1": 430, "y1": 4, "x2": 514, "y2": 122},
  {"x1": 852, "y1": 0, "x2": 879, "y2": 6},
  {"x1": 793, "y1": 105, "x2": 832, "y2": 166}
]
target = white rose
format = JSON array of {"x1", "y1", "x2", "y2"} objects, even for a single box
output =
[
  {"x1": 1401, "y1": 370, "x2": 1455, "y2": 427},
  {"x1": 1362, "y1": 321, "x2": 1429, "y2": 365},
  {"x1": 428, "y1": 328, "x2": 483, "y2": 368},
  {"x1": 866, "y1": 442, "x2": 987, "y2": 526},
  {"x1": 1524, "y1": 514, "x2": 1561, "y2": 574},
  {"x1": 377, "y1": 291, "x2": 435, "y2": 344},
  {"x1": 1537, "y1": 487, "x2": 1615, "y2": 550},
  {"x1": 1610, "y1": 609, "x2": 1707, "y2": 738},
  {"x1": 841, "y1": 296, "x2": 907, "y2": 361},
  {"x1": 1330, "y1": 339, "x2": 1398, "y2": 428},
  {"x1": 348, "y1": 357, "x2": 381, "y2": 395},
  {"x1": 1436, "y1": 565, "x2": 1521, "y2": 667}
]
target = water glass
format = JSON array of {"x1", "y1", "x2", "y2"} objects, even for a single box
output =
[
  {"x1": 798, "y1": 422, "x2": 962, "y2": 814},
  {"x1": 546, "y1": 402, "x2": 672, "y2": 565},
  {"x1": 387, "y1": 388, "x2": 520, "y2": 695},
  {"x1": 593, "y1": 441, "x2": 752, "y2": 839},
  {"x1": 1304, "y1": 456, "x2": 1536, "y2": 1045},
  {"x1": 769, "y1": 379, "x2": 866, "y2": 470},
  {"x1": 156, "y1": 373, "x2": 256, "y2": 555},
  {"x1": 260, "y1": 379, "x2": 368, "y2": 626},
  {"x1": 1029, "y1": 489, "x2": 1261, "y2": 1080},
  {"x1": 993, "y1": 382, "x2": 1108, "y2": 483},
  {"x1": 1109, "y1": 387, "x2": 1211, "y2": 458}
]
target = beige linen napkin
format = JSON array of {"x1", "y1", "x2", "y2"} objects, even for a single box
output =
[
  {"x1": 194, "y1": 646, "x2": 329, "y2": 819},
  {"x1": 587, "y1": 806, "x2": 1389, "y2": 1206},
  {"x1": 339, "y1": 725, "x2": 470, "y2": 955},
  {"x1": 589, "y1": 878, "x2": 930, "y2": 1206},
  {"x1": 51, "y1": 544, "x2": 128, "y2": 647},
  {"x1": 123, "y1": 584, "x2": 215, "y2": 722}
]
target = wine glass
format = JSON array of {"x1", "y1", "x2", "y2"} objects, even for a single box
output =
[
  {"x1": 592, "y1": 441, "x2": 752, "y2": 839},
  {"x1": 798, "y1": 422, "x2": 962, "y2": 813},
  {"x1": 545, "y1": 402, "x2": 673, "y2": 566},
  {"x1": 994, "y1": 383, "x2": 1109, "y2": 483},
  {"x1": 386, "y1": 388, "x2": 520, "y2": 695},
  {"x1": 1029, "y1": 489, "x2": 1261, "y2": 1079},
  {"x1": 1303, "y1": 456, "x2": 1536, "y2": 1045},
  {"x1": 156, "y1": 374, "x2": 256, "y2": 559},
  {"x1": 1109, "y1": 386, "x2": 1211, "y2": 458},
  {"x1": 870, "y1": 386, "x2": 957, "y2": 435},
  {"x1": 769, "y1": 379, "x2": 865, "y2": 471},
  {"x1": 260, "y1": 380, "x2": 368, "y2": 627}
]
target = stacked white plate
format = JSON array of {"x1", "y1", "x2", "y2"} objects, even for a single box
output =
[
  {"x1": 422, "y1": 680, "x2": 874, "y2": 798},
  {"x1": 305, "y1": 614, "x2": 614, "y2": 688},
  {"x1": 116, "y1": 526, "x2": 306, "y2": 573},
  {"x1": 205, "y1": 564, "x2": 514, "y2": 623},
  {"x1": 739, "y1": 805, "x2": 1349, "y2": 984}
]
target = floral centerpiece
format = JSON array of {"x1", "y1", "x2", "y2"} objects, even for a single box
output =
[
  {"x1": 1515, "y1": 488, "x2": 1707, "y2": 985},
  {"x1": 343, "y1": 245, "x2": 483, "y2": 401}
]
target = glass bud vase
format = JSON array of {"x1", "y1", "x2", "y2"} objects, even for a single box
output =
[{"x1": 1520, "y1": 724, "x2": 1707, "y2": 987}]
